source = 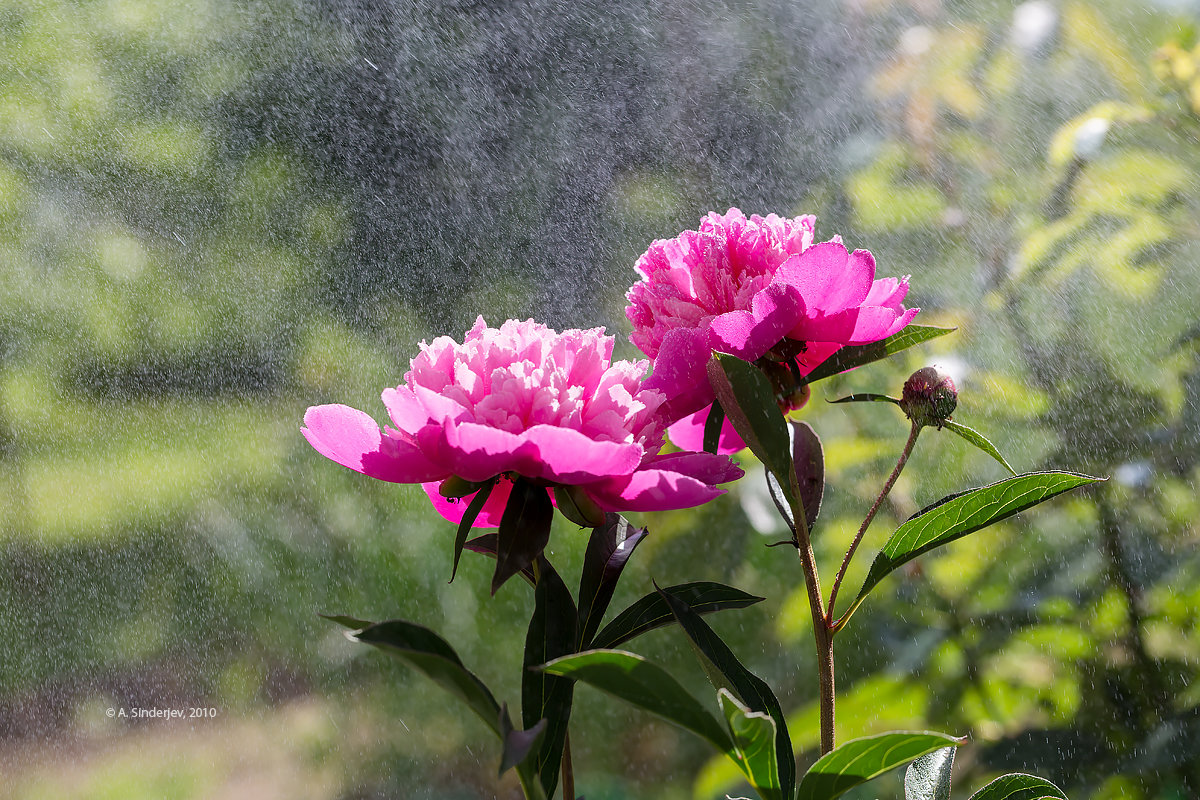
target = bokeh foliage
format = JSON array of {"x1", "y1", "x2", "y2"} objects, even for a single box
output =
[{"x1": 0, "y1": 0, "x2": 1197, "y2": 798}]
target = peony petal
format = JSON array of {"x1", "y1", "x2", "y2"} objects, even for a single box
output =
[
  {"x1": 642, "y1": 326, "x2": 715, "y2": 419},
  {"x1": 775, "y1": 242, "x2": 875, "y2": 313},
  {"x1": 665, "y1": 406, "x2": 746, "y2": 454},
  {"x1": 641, "y1": 450, "x2": 745, "y2": 485},
  {"x1": 438, "y1": 421, "x2": 644, "y2": 484},
  {"x1": 708, "y1": 283, "x2": 804, "y2": 361},
  {"x1": 381, "y1": 385, "x2": 429, "y2": 433},
  {"x1": 422, "y1": 477, "x2": 516, "y2": 528},
  {"x1": 302, "y1": 404, "x2": 447, "y2": 483},
  {"x1": 792, "y1": 305, "x2": 918, "y2": 345},
  {"x1": 583, "y1": 469, "x2": 727, "y2": 512}
]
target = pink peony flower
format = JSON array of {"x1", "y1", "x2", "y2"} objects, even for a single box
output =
[
  {"x1": 626, "y1": 208, "x2": 919, "y2": 451},
  {"x1": 302, "y1": 317, "x2": 743, "y2": 527}
]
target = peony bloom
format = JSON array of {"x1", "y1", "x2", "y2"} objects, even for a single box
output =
[
  {"x1": 626, "y1": 208, "x2": 918, "y2": 451},
  {"x1": 302, "y1": 317, "x2": 743, "y2": 527}
]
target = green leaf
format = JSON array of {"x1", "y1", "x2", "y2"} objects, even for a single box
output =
[
  {"x1": 905, "y1": 747, "x2": 955, "y2": 800},
  {"x1": 840, "y1": 471, "x2": 1101, "y2": 627},
  {"x1": 352, "y1": 620, "x2": 504, "y2": 737},
  {"x1": 522, "y1": 558, "x2": 578, "y2": 796},
  {"x1": 539, "y1": 649, "x2": 732, "y2": 751},
  {"x1": 967, "y1": 773, "x2": 1068, "y2": 800},
  {"x1": 829, "y1": 393, "x2": 901, "y2": 405},
  {"x1": 941, "y1": 421, "x2": 1016, "y2": 475},
  {"x1": 320, "y1": 613, "x2": 373, "y2": 630},
  {"x1": 499, "y1": 703, "x2": 547, "y2": 775},
  {"x1": 703, "y1": 400, "x2": 726, "y2": 455},
  {"x1": 577, "y1": 514, "x2": 649, "y2": 648},
  {"x1": 718, "y1": 688, "x2": 782, "y2": 800},
  {"x1": 452, "y1": 477, "x2": 497, "y2": 581},
  {"x1": 493, "y1": 478, "x2": 554, "y2": 594},
  {"x1": 463, "y1": 534, "x2": 536, "y2": 586},
  {"x1": 661, "y1": 586, "x2": 795, "y2": 799},
  {"x1": 802, "y1": 325, "x2": 956, "y2": 385},
  {"x1": 796, "y1": 731, "x2": 965, "y2": 800},
  {"x1": 707, "y1": 352, "x2": 793, "y2": 490},
  {"x1": 590, "y1": 582, "x2": 765, "y2": 650}
]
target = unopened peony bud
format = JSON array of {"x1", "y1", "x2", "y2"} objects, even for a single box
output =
[{"x1": 900, "y1": 366, "x2": 957, "y2": 428}]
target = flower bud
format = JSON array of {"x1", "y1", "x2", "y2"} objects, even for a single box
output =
[{"x1": 900, "y1": 366, "x2": 957, "y2": 428}]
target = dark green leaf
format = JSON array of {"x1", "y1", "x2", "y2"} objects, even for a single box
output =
[
  {"x1": 499, "y1": 703, "x2": 547, "y2": 775},
  {"x1": 718, "y1": 688, "x2": 783, "y2": 800},
  {"x1": 802, "y1": 325, "x2": 956, "y2": 385},
  {"x1": 841, "y1": 472, "x2": 1101, "y2": 627},
  {"x1": 522, "y1": 558, "x2": 578, "y2": 796},
  {"x1": 590, "y1": 582, "x2": 764, "y2": 650},
  {"x1": 905, "y1": 746, "x2": 955, "y2": 800},
  {"x1": 463, "y1": 534, "x2": 536, "y2": 586},
  {"x1": 661, "y1": 586, "x2": 795, "y2": 798},
  {"x1": 320, "y1": 613, "x2": 373, "y2": 630},
  {"x1": 493, "y1": 478, "x2": 554, "y2": 595},
  {"x1": 352, "y1": 620, "x2": 504, "y2": 737},
  {"x1": 553, "y1": 484, "x2": 606, "y2": 528},
  {"x1": 577, "y1": 514, "x2": 648, "y2": 648},
  {"x1": 703, "y1": 400, "x2": 727, "y2": 454},
  {"x1": 766, "y1": 421, "x2": 825, "y2": 535},
  {"x1": 942, "y1": 421, "x2": 1016, "y2": 475},
  {"x1": 829, "y1": 393, "x2": 901, "y2": 405},
  {"x1": 539, "y1": 649, "x2": 732, "y2": 751},
  {"x1": 796, "y1": 731, "x2": 965, "y2": 800},
  {"x1": 967, "y1": 773, "x2": 1068, "y2": 800},
  {"x1": 451, "y1": 477, "x2": 497, "y2": 581},
  {"x1": 707, "y1": 352, "x2": 793, "y2": 490}
]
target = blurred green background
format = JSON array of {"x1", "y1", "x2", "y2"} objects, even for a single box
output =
[{"x1": 2, "y1": 0, "x2": 1200, "y2": 797}]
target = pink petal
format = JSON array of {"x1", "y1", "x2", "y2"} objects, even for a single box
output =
[
  {"x1": 793, "y1": 305, "x2": 917, "y2": 345},
  {"x1": 641, "y1": 450, "x2": 745, "y2": 485},
  {"x1": 381, "y1": 385, "x2": 429, "y2": 432},
  {"x1": 708, "y1": 283, "x2": 804, "y2": 361},
  {"x1": 584, "y1": 469, "x2": 727, "y2": 512},
  {"x1": 438, "y1": 421, "x2": 643, "y2": 484},
  {"x1": 665, "y1": 407, "x2": 746, "y2": 454},
  {"x1": 864, "y1": 276, "x2": 909, "y2": 308},
  {"x1": 776, "y1": 243, "x2": 875, "y2": 313},
  {"x1": 421, "y1": 477, "x2": 516, "y2": 528},
  {"x1": 642, "y1": 327, "x2": 715, "y2": 419},
  {"x1": 302, "y1": 404, "x2": 447, "y2": 483}
]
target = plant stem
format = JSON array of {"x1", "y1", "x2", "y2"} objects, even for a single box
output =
[
  {"x1": 828, "y1": 421, "x2": 921, "y2": 624},
  {"x1": 560, "y1": 731, "x2": 575, "y2": 800},
  {"x1": 784, "y1": 479, "x2": 836, "y2": 754}
]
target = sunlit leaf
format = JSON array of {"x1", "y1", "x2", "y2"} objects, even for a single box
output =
[
  {"x1": 796, "y1": 731, "x2": 965, "y2": 800},
  {"x1": 966, "y1": 773, "x2": 1068, "y2": 800},
  {"x1": 802, "y1": 325, "x2": 955, "y2": 385},
  {"x1": 540, "y1": 649, "x2": 732, "y2": 751},
  {"x1": 590, "y1": 582, "x2": 765, "y2": 650},
  {"x1": 662, "y1": 586, "x2": 795, "y2": 798},
  {"x1": 942, "y1": 421, "x2": 1016, "y2": 475},
  {"x1": 905, "y1": 746, "x2": 955, "y2": 800},
  {"x1": 840, "y1": 472, "x2": 1101, "y2": 627},
  {"x1": 718, "y1": 689, "x2": 783, "y2": 800}
]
